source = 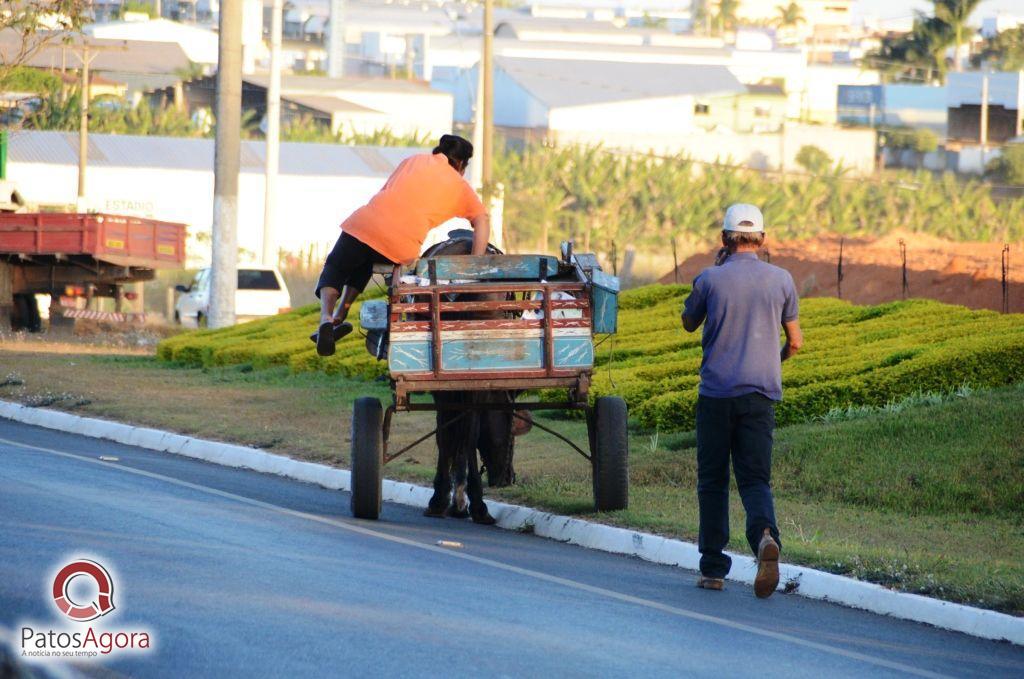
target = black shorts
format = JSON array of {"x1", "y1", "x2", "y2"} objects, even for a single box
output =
[{"x1": 315, "y1": 231, "x2": 395, "y2": 298}]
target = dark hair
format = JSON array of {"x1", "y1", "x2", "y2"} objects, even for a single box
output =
[
  {"x1": 722, "y1": 230, "x2": 765, "y2": 250},
  {"x1": 432, "y1": 134, "x2": 473, "y2": 170}
]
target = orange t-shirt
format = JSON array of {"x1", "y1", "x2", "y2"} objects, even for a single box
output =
[{"x1": 340, "y1": 153, "x2": 487, "y2": 264}]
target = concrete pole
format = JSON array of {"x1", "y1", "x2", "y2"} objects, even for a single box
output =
[
  {"x1": 980, "y1": 73, "x2": 989, "y2": 148},
  {"x1": 1016, "y1": 70, "x2": 1023, "y2": 138},
  {"x1": 210, "y1": 0, "x2": 243, "y2": 328},
  {"x1": 263, "y1": 0, "x2": 283, "y2": 267},
  {"x1": 469, "y1": 62, "x2": 484, "y2": 191},
  {"x1": 77, "y1": 45, "x2": 89, "y2": 210},
  {"x1": 481, "y1": 0, "x2": 494, "y2": 191},
  {"x1": 328, "y1": 0, "x2": 346, "y2": 78}
]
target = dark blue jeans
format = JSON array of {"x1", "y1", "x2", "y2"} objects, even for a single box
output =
[{"x1": 696, "y1": 393, "x2": 781, "y2": 578}]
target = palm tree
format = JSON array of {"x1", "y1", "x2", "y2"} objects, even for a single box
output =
[
  {"x1": 716, "y1": 0, "x2": 741, "y2": 35},
  {"x1": 774, "y1": 2, "x2": 805, "y2": 31},
  {"x1": 933, "y1": 0, "x2": 982, "y2": 72}
]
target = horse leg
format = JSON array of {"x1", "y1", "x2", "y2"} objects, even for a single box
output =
[
  {"x1": 467, "y1": 443, "x2": 496, "y2": 525},
  {"x1": 425, "y1": 401, "x2": 458, "y2": 517},
  {"x1": 446, "y1": 428, "x2": 471, "y2": 518}
]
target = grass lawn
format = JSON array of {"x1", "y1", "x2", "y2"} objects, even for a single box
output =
[{"x1": 1, "y1": 343, "x2": 1022, "y2": 615}]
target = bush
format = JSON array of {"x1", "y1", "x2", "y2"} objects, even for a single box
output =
[
  {"x1": 158, "y1": 285, "x2": 1024, "y2": 433},
  {"x1": 795, "y1": 145, "x2": 834, "y2": 174}
]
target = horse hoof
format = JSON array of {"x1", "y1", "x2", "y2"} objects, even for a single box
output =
[
  {"x1": 471, "y1": 512, "x2": 497, "y2": 526},
  {"x1": 423, "y1": 505, "x2": 447, "y2": 518},
  {"x1": 446, "y1": 505, "x2": 470, "y2": 519}
]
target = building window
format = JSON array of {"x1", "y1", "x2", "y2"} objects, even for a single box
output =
[
  {"x1": 754, "y1": 106, "x2": 771, "y2": 118},
  {"x1": 695, "y1": 103, "x2": 709, "y2": 115}
]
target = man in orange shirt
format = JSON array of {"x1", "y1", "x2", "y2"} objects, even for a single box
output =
[{"x1": 312, "y1": 134, "x2": 491, "y2": 356}]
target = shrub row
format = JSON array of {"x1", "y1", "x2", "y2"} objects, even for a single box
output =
[{"x1": 157, "y1": 285, "x2": 1024, "y2": 431}]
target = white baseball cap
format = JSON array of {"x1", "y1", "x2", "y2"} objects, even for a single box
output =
[{"x1": 723, "y1": 203, "x2": 765, "y2": 233}]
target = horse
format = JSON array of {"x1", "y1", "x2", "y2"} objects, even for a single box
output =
[{"x1": 415, "y1": 235, "x2": 521, "y2": 524}]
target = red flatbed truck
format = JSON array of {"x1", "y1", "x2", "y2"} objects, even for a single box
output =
[{"x1": 0, "y1": 213, "x2": 187, "y2": 331}]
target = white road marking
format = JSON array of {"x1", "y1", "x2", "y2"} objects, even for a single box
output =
[{"x1": 0, "y1": 435, "x2": 949, "y2": 678}]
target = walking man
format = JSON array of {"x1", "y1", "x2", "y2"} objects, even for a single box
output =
[{"x1": 681, "y1": 203, "x2": 803, "y2": 598}]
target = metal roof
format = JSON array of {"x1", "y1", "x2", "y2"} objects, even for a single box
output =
[
  {"x1": 244, "y1": 73, "x2": 448, "y2": 97},
  {"x1": 7, "y1": 130, "x2": 424, "y2": 178},
  {"x1": 496, "y1": 57, "x2": 746, "y2": 108},
  {"x1": 0, "y1": 28, "x2": 191, "y2": 75},
  {"x1": 282, "y1": 94, "x2": 383, "y2": 115}
]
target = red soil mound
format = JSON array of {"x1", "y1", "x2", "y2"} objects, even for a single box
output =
[{"x1": 661, "y1": 232, "x2": 1023, "y2": 313}]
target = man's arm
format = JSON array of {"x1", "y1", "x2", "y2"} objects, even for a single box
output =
[
  {"x1": 682, "y1": 312, "x2": 703, "y2": 333},
  {"x1": 469, "y1": 213, "x2": 491, "y2": 255},
  {"x1": 781, "y1": 318, "x2": 803, "y2": 362}
]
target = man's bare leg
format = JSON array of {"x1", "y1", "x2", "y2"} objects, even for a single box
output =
[{"x1": 314, "y1": 285, "x2": 358, "y2": 356}]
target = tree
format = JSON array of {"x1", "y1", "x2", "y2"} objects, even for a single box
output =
[
  {"x1": 866, "y1": 13, "x2": 952, "y2": 83},
  {"x1": 0, "y1": 1, "x2": 91, "y2": 87},
  {"x1": 933, "y1": 0, "x2": 982, "y2": 72},
  {"x1": 774, "y1": 2, "x2": 805, "y2": 30},
  {"x1": 987, "y1": 144, "x2": 1024, "y2": 186},
  {"x1": 973, "y1": 25, "x2": 1024, "y2": 71},
  {"x1": 716, "y1": 0, "x2": 740, "y2": 35},
  {"x1": 113, "y1": 1, "x2": 156, "y2": 19},
  {"x1": 795, "y1": 145, "x2": 833, "y2": 175}
]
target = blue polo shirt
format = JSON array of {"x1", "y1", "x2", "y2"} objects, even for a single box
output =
[{"x1": 682, "y1": 252, "x2": 799, "y2": 401}]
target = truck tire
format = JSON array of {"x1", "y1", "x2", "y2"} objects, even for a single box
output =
[
  {"x1": 591, "y1": 396, "x2": 629, "y2": 512},
  {"x1": 350, "y1": 397, "x2": 384, "y2": 520},
  {"x1": 12, "y1": 294, "x2": 42, "y2": 333}
]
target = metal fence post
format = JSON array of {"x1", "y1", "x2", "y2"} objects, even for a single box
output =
[
  {"x1": 899, "y1": 238, "x2": 908, "y2": 299},
  {"x1": 837, "y1": 237, "x2": 844, "y2": 300},
  {"x1": 1002, "y1": 244, "x2": 1010, "y2": 314}
]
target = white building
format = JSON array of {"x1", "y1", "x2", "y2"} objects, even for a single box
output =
[
  {"x1": 244, "y1": 74, "x2": 455, "y2": 139},
  {"x1": 446, "y1": 57, "x2": 744, "y2": 144},
  {"x1": 85, "y1": 18, "x2": 221, "y2": 66},
  {"x1": 981, "y1": 13, "x2": 1024, "y2": 38},
  {"x1": 6, "y1": 131, "x2": 425, "y2": 265}
]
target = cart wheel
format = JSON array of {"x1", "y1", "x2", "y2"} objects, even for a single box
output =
[
  {"x1": 350, "y1": 397, "x2": 384, "y2": 519},
  {"x1": 591, "y1": 396, "x2": 629, "y2": 512}
]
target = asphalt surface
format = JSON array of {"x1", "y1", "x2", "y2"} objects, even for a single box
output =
[{"x1": 0, "y1": 419, "x2": 1022, "y2": 678}]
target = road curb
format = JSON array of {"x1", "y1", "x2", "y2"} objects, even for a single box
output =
[{"x1": 2, "y1": 400, "x2": 1021, "y2": 645}]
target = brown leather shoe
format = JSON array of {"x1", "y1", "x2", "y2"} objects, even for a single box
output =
[
  {"x1": 697, "y1": 575, "x2": 725, "y2": 591},
  {"x1": 754, "y1": 528, "x2": 780, "y2": 599}
]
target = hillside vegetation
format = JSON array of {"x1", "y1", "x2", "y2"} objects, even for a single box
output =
[{"x1": 157, "y1": 285, "x2": 1024, "y2": 432}]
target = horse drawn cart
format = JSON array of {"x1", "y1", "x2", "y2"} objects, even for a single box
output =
[{"x1": 350, "y1": 241, "x2": 628, "y2": 520}]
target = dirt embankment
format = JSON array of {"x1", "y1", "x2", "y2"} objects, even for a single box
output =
[{"x1": 661, "y1": 232, "x2": 1024, "y2": 313}]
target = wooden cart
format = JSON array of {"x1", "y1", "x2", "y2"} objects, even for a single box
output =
[{"x1": 350, "y1": 245, "x2": 628, "y2": 520}]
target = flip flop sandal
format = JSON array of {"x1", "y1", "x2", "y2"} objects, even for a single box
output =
[{"x1": 311, "y1": 321, "x2": 352, "y2": 357}]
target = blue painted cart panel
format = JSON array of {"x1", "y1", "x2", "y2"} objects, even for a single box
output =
[
  {"x1": 415, "y1": 255, "x2": 561, "y2": 280},
  {"x1": 389, "y1": 335, "x2": 594, "y2": 374},
  {"x1": 591, "y1": 269, "x2": 620, "y2": 334}
]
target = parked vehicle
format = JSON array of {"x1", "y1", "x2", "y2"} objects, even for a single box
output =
[
  {"x1": 175, "y1": 266, "x2": 291, "y2": 327},
  {"x1": 0, "y1": 212, "x2": 186, "y2": 331}
]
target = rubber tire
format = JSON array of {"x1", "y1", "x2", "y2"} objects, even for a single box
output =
[
  {"x1": 350, "y1": 397, "x2": 384, "y2": 520},
  {"x1": 591, "y1": 396, "x2": 629, "y2": 512}
]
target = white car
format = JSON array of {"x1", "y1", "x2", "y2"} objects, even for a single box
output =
[{"x1": 175, "y1": 266, "x2": 291, "y2": 327}]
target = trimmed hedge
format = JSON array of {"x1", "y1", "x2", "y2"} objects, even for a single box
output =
[{"x1": 157, "y1": 285, "x2": 1024, "y2": 431}]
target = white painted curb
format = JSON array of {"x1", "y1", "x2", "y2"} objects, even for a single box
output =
[{"x1": 1, "y1": 400, "x2": 1021, "y2": 646}]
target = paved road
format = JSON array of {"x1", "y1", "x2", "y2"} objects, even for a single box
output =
[{"x1": 0, "y1": 419, "x2": 1021, "y2": 678}]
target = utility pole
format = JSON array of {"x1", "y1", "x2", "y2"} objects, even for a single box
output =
[
  {"x1": 1016, "y1": 70, "x2": 1023, "y2": 138},
  {"x1": 980, "y1": 73, "x2": 989, "y2": 148},
  {"x1": 70, "y1": 40, "x2": 126, "y2": 212},
  {"x1": 263, "y1": 0, "x2": 283, "y2": 267},
  {"x1": 210, "y1": 0, "x2": 244, "y2": 328},
  {"x1": 328, "y1": 0, "x2": 346, "y2": 78},
  {"x1": 481, "y1": 0, "x2": 494, "y2": 192},
  {"x1": 76, "y1": 44, "x2": 91, "y2": 211}
]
